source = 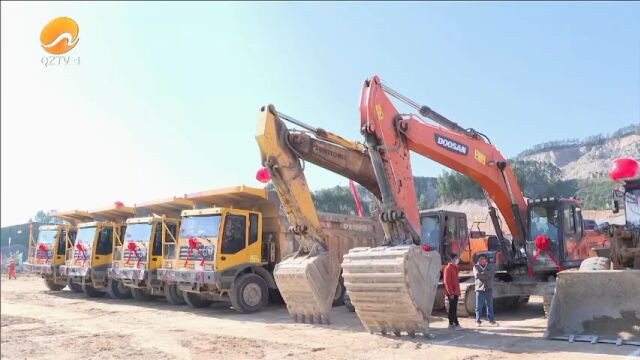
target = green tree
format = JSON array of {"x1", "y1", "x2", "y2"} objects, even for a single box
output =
[{"x1": 29, "y1": 210, "x2": 64, "y2": 224}]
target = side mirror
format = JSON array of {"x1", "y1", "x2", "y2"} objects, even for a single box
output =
[{"x1": 612, "y1": 199, "x2": 620, "y2": 214}]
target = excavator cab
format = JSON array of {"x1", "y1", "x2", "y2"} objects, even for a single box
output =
[
  {"x1": 419, "y1": 210, "x2": 471, "y2": 266},
  {"x1": 527, "y1": 198, "x2": 585, "y2": 276}
]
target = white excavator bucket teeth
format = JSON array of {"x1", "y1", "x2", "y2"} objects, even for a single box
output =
[
  {"x1": 342, "y1": 245, "x2": 441, "y2": 336},
  {"x1": 273, "y1": 250, "x2": 341, "y2": 324},
  {"x1": 546, "y1": 270, "x2": 640, "y2": 344}
]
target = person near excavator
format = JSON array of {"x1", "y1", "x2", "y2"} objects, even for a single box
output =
[
  {"x1": 474, "y1": 254, "x2": 497, "y2": 326},
  {"x1": 443, "y1": 253, "x2": 461, "y2": 330}
]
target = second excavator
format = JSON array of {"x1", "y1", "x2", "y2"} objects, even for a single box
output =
[{"x1": 343, "y1": 75, "x2": 590, "y2": 336}]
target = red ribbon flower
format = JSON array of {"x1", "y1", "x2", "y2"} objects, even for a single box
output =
[
  {"x1": 528, "y1": 235, "x2": 563, "y2": 277},
  {"x1": 126, "y1": 242, "x2": 142, "y2": 268},
  {"x1": 184, "y1": 237, "x2": 205, "y2": 267},
  {"x1": 38, "y1": 243, "x2": 49, "y2": 264},
  {"x1": 76, "y1": 243, "x2": 88, "y2": 267}
]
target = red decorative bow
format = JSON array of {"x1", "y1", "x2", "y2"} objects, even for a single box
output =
[
  {"x1": 184, "y1": 237, "x2": 205, "y2": 267},
  {"x1": 76, "y1": 243, "x2": 87, "y2": 267},
  {"x1": 126, "y1": 242, "x2": 142, "y2": 268},
  {"x1": 528, "y1": 235, "x2": 563, "y2": 277},
  {"x1": 38, "y1": 243, "x2": 49, "y2": 263}
]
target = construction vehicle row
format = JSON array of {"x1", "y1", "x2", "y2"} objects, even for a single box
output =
[{"x1": 23, "y1": 74, "x2": 638, "y2": 344}]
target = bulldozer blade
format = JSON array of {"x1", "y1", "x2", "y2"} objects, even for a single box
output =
[
  {"x1": 342, "y1": 245, "x2": 441, "y2": 336},
  {"x1": 546, "y1": 270, "x2": 640, "y2": 345},
  {"x1": 273, "y1": 250, "x2": 341, "y2": 324}
]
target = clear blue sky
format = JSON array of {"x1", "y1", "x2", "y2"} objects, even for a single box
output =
[{"x1": 1, "y1": 2, "x2": 639, "y2": 225}]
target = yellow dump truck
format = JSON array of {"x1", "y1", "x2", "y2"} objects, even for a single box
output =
[
  {"x1": 60, "y1": 204, "x2": 135, "y2": 298},
  {"x1": 108, "y1": 197, "x2": 191, "y2": 303},
  {"x1": 157, "y1": 186, "x2": 381, "y2": 314},
  {"x1": 24, "y1": 223, "x2": 78, "y2": 291}
]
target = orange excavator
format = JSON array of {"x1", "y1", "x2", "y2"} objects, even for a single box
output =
[{"x1": 342, "y1": 75, "x2": 589, "y2": 336}]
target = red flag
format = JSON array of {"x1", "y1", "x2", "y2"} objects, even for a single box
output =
[{"x1": 348, "y1": 180, "x2": 363, "y2": 217}]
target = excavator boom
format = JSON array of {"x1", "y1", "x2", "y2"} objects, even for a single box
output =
[
  {"x1": 256, "y1": 104, "x2": 343, "y2": 324},
  {"x1": 359, "y1": 76, "x2": 528, "y2": 244}
]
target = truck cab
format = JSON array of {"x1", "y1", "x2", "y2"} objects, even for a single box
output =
[
  {"x1": 527, "y1": 197, "x2": 585, "y2": 276},
  {"x1": 158, "y1": 186, "x2": 279, "y2": 313},
  {"x1": 109, "y1": 206, "x2": 183, "y2": 302},
  {"x1": 25, "y1": 224, "x2": 77, "y2": 291},
  {"x1": 60, "y1": 204, "x2": 135, "y2": 298}
]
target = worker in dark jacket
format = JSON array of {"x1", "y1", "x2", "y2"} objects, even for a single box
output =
[
  {"x1": 443, "y1": 253, "x2": 461, "y2": 329},
  {"x1": 474, "y1": 254, "x2": 497, "y2": 326}
]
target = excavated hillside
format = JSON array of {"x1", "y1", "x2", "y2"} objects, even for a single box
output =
[{"x1": 518, "y1": 134, "x2": 639, "y2": 180}]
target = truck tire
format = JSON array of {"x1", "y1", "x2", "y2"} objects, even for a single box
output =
[
  {"x1": 579, "y1": 257, "x2": 611, "y2": 271},
  {"x1": 268, "y1": 288, "x2": 284, "y2": 305},
  {"x1": 164, "y1": 284, "x2": 186, "y2": 305},
  {"x1": 106, "y1": 279, "x2": 132, "y2": 299},
  {"x1": 131, "y1": 288, "x2": 154, "y2": 301},
  {"x1": 462, "y1": 286, "x2": 476, "y2": 317},
  {"x1": 332, "y1": 281, "x2": 346, "y2": 306},
  {"x1": 82, "y1": 283, "x2": 105, "y2": 298},
  {"x1": 344, "y1": 294, "x2": 355, "y2": 312},
  {"x1": 230, "y1": 273, "x2": 269, "y2": 314},
  {"x1": 68, "y1": 280, "x2": 83, "y2": 293},
  {"x1": 44, "y1": 279, "x2": 66, "y2": 291},
  {"x1": 183, "y1": 292, "x2": 213, "y2": 308}
]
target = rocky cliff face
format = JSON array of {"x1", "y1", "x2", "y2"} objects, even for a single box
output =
[{"x1": 518, "y1": 134, "x2": 639, "y2": 180}]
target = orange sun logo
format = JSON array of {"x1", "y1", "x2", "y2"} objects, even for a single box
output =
[{"x1": 40, "y1": 17, "x2": 79, "y2": 55}]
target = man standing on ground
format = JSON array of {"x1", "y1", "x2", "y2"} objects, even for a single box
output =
[
  {"x1": 474, "y1": 254, "x2": 497, "y2": 326},
  {"x1": 443, "y1": 253, "x2": 461, "y2": 330}
]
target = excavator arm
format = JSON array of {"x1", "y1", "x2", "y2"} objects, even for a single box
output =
[
  {"x1": 359, "y1": 75, "x2": 528, "y2": 247},
  {"x1": 256, "y1": 104, "x2": 378, "y2": 324}
]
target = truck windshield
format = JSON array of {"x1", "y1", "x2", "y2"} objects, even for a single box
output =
[
  {"x1": 180, "y1": 215, "x2": 221, "y2": 238},
  {"x1": 625, "y1": 189, "x2": 640, "y2": 228},
  {"x1": 76, "y1": 227, "x2": 97, "y2": 244},
  {"x1": 529, "y1": 205, "x2": 559, "y2": 243},
  {"x1": 124, "y1": 223, "x2": 153, "y2": 243},
  {"x1": 37, "y1": 230, "x2": 57, "y2": 244},
  {"x1": 420, "y1": 215, "x2": 440, "y2": 248}
]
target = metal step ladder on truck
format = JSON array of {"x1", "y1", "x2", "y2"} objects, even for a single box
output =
[
  {"x1": 59, "y1": 203, "x2": 135, "y2": 298},
  {"x1": 340, "y1": 75, "x2": 592, "y2": 336},
  {"x1": 24, "y1": 221, "x2": 78, "y2": 291},
  {"x1": 108, "y1": 197, "x2": 191, "y2": 303},
  {"x1": 546, "y1": 157, "x2": 640, "y2": 346},
  {"x1": 156, "y1": 185, "x2": 381, "y2": 314}
]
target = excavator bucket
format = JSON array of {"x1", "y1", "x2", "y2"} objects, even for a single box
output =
[
  {"x1": 342, "y1": 245, "x2": 441, "y2": 336},
  {"x1": 546, "y1": 270, "x2": 640, "y2": 345},
  {"x1": 274, "y1": 250, "x2": 341, "y2": 324}
]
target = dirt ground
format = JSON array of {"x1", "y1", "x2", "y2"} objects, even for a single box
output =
[{"x1": 1, "y1": 275, "x2": 637, "y2": 360}]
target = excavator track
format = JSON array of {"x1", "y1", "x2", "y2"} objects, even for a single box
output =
[
  {"x1": 342, "y1": 245, "x2": 441, "y2": 336},
  {"x1": 273, "y1": 250, "x2": 341, "y2": 324}
]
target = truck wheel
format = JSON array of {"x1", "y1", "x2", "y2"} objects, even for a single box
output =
[
  {"x1": 164, "y1": 284, "x2": 186, "y2": 305},
  {"x1": 344, "y1": 294, "x2": 355, "y2": 312},
  {"x1": 230, "y1": 273, "x2": 269, "y2": 314},
  {"x1": 183, "y1": 292, "x2": 213, "y2": 308},
  {"x1": 131, "y1": 288, "x2": 154, "y2": 301},
  {"x1": 106, "y1": 279, "x2": 132, "y2": 299},
  {"x1": 268, "y1": 288, "x2": 284, "y2": 305},
  {"x1": 433, "y1": 285, "x2": 446, "y2": 311},
  {"x1": 332, "y1": 281, "x2": 346, "y2": 306},
  {"x1": 579, "y1": 257, "x2": 611, "y2": 271},
  {"x1": 463, "y1": 286, "x2": 476, "y2": 317},
  {"x1": 44, "y1": 279, "x2": 65, "y2": 291},
  {"x1": 82, "y1": 283, "x2": 105, "y2": 298},
  {"x1": 68, "y1": 280, "x2": 83, "y2": 293}
]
